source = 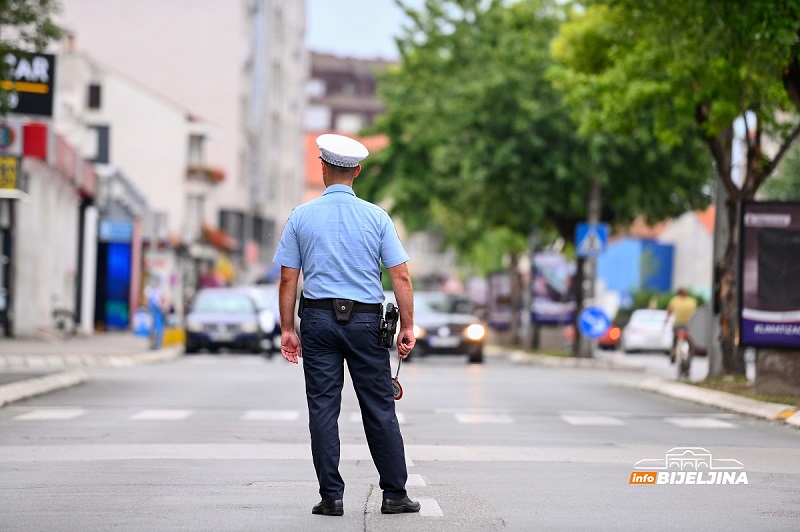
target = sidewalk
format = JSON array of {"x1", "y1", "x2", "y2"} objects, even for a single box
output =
[
  {"x1": 0, "y1": 332, "x2": 183, "y2": 407},
  {"x1": 497, "y1": 345, "x2": 800, "y2": 430}
]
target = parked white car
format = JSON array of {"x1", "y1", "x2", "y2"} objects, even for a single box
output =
[{"x1": 621, "y1": 309, "x2": 673, "y2": 354}]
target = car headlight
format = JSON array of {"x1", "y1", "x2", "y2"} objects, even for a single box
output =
[
  {"x1": 413, "y1": 325, "x2": 425, "y2": 338},
  {"x1": 241, "y1": 321, "x2": 259, "y2": 333},
  {"x1": 466, "y1": 323, "x2": 486, "y2": 341},
  {"x1": 186, "y1": 320, "x2": 203, "y2": 332}
]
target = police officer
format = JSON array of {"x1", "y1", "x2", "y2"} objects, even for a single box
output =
[{"x1": 273, "y1": 134, "x2": 420, "y2": 517}]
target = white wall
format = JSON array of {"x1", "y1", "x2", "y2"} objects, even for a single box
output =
[
  {"x1": 57, "y1": 0, "x2": 243, "y2": 212},
  {"x1": 58, "y1": 53, "x2": 190, "y2": 237},
  {"x1": 658, "y1": 212, "x2": 713, "y2": 295},
  {"x1": 14, "y1": 160, "x2": 80, "y2": 336}
]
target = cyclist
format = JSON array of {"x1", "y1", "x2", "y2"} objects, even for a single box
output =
[{"x1": 664, "y1": 288, "x2": 697, "y2": 366}]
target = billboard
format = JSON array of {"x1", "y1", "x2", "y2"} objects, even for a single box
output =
[
  {"x1": 2, "y1": 51, "x2": 56, "y2": 117},
  {"x1": 739, "y1": 201, "x2": 800, "y2": 348},
  {"x1": 532, "y1": 252, "x2": 576, "y2": 325}
]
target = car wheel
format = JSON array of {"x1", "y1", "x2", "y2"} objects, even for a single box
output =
[
  {"x1": 468, "y1": 346, "x2": 483, "y2": 364},
  {"x1": 184, "y1": 344, "x2": 198, "y2": 355}
]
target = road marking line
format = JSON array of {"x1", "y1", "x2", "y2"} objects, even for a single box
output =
[
  {"x1": 560, "y1": 415, "x2": 625, "y2": 426},
  {"x1": 13, "y1": 408, "x2": 86, "y2": 421},
  {"x1": 406, "y1": 473, "x2": 426, "y2": 486},
  {"x1": 418, "y1": 498, "x2": 444, "y2": 517},
  {"x1": 665, "y1": 417, "x2": 736, "y2": 429},
  {"x1": 130, "y1": 410, "x2": 193, "y2": 421},
  {"x1": 454, "y1": 413, "x2": 513, "y2": 424},
  {"x1": 241, "y1": 410, "x2": 300, "y2": 421}
]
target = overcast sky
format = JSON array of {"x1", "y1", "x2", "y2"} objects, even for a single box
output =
[{"x1": 306, "y1": 0, "x2": 421, "y2": 59}]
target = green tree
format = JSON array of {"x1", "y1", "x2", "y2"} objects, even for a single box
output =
[
  {"x1": 762, "y1": 141, "x2": 800, "y2": 200},
  {"x1": 359, "y1": 0, "x2": 710, "y2": 343},
  {"x1": 550, "y1": 0, "x2": 800, "y2": 375},
  {"x1": 361, "y1": 0, "x2": 710, "y2": 260},
  {"x1": 0, "y1": 0, "x2": 63, "y2": 114}
]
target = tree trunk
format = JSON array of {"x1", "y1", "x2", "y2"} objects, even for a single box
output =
[{"x1": 718, "y1": 197, "x2": 746, "y2": 375}]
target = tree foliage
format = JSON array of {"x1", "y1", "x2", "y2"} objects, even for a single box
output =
[
  {"x1": 550, "y1": 0, "x2": 800, "y2": 374},
  {"x1": 0, "y1": 0, "x2": 63, "y2": 114},
  {"x1": 359, "y1": 0, "x2": 710, "y2": 274}
]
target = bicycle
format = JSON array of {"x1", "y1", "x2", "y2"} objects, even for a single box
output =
[{"x1": 673, "y1": 326, "x2": 692, "y2": 380}]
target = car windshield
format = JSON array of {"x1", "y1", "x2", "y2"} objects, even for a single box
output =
[
  {"x1": 247, "y1": 288, "x2": 278, "y2": 310},
  {"x1": 631, "y1": 310, "x2": 668, "y2": 324},
  {"x1": 193, "y1": 292, "x2": 255, "y2": 314},
  {"x1": 416, "y1": 293, "x2": 474, "y2": 315}
]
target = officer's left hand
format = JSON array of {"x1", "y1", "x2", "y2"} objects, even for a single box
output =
[
  {"x1": 281, "y1": 331, "x2": 302, "y2": 364},
  {"x1": 397, "y1": 327, "x2": 415, "y2": 358}
]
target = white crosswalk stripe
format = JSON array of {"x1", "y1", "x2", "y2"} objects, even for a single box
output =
[
  {"x1": 665, "y1": 417, "x2": 736, "y2": 429},
  {"x1": 454, "y1": 412, "x2": 514, "y2": 424},
  {"x1": 4, "y1": 408, "x2": 740, "y2": 428},
  {"x1": 13, "y1": 408, "x2": 87, "y2": 421},
  {"x1": 406, "y1": 473, "x2": 426, "y2": 486},
  {"x1": 241, "y1": 410, "x2": 300, "y2": 421},
  {"x1": 561, "y1": 415, "x2": 626, "y2": 426},
  {"x1": 418, "y1": 498, "x2": 444, "y2": 517},
  {"x1": 130, "y1": 410, "x2": 194, "y2": 421}
]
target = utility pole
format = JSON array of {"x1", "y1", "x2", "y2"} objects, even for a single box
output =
[{"x1": 576, "y1": 178, "x2": 601, "y2": 358}]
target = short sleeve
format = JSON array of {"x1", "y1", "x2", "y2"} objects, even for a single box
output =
[
  {"x1": 379, "y1": 212, "x2": 410, "y2": 268},
  {"x1": 273, "y1": 214, "x2": 302, "y2": 269}
]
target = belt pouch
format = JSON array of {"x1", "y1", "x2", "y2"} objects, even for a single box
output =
[{"x1": 333, "y1": 299, "x2": 355, "y2": 324}]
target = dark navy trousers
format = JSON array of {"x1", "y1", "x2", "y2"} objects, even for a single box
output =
[{"x1": 299, "y1": 307, "x2": 408, "y2": 501}]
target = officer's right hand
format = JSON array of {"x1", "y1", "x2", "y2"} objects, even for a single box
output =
[
  {"x1": 281, "y1": 331, "x2": 302, "y2": 364},
  {"x1": 397, "y1": 327, "x2": 415, "y2": 358}
]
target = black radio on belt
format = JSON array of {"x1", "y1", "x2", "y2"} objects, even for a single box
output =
[{"x1": 379, "y1": 303, "x2": 399, "y2": 348}]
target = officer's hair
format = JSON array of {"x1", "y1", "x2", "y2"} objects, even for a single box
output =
[{"x1": 323, "y1": 161, "x2": 358, "y2": 180}]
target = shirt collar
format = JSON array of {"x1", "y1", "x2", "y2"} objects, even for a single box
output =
[{"x1": 323, "y1": 184, "x2": 356, "y2": 196}]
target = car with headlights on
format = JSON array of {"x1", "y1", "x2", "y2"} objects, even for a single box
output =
[
  {"x1": 385, "y1": 291, "x2": 487, "y2": 364},
  {"x1": 184, "y1": 288, "x2": 264, "y2": 354}
]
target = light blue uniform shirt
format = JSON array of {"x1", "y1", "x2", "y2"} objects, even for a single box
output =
[{"x1": 273, "y1": 184, "x2": 409, "y2": 304}]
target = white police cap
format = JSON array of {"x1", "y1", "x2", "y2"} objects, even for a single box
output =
[{"x1": 316, "y1": 134, "x2": 369, "y2": 168}]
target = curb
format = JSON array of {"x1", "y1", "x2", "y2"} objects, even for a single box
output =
[
  {"x1": 0, "y1": 346, "x2": 184, "y2": 371},
  {"x1": 504, "y1": 349, "x2": 646, "y2": 372},
  {"x1": 637, "y1": 376, "x2": 799, "y2": 428},
  {"x1": 0, "y1": 370, "x2": 90, "y2": 407},
  {"x1": 0, "y1": 346, "x2": 183, "y2": 408}
]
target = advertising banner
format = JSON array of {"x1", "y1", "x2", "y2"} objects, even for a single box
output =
[
  {"x1": 0, "y1": 154, "x2": 21, "y2": 198},
  {"x1": 532, "y1": 252, "x2": 576, "y2": 325},
  {"x1": 2, "y1": 51, "x2": 56, "y2": 117},
  {"x1": 740, "y1": 201, "x2": 800, "y2": 348}
]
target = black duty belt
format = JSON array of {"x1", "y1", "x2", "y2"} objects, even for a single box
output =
[{"x1": 303, "y1": 298, "x2": 382, "y2": 314}]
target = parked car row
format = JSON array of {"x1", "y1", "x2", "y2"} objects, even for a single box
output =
[{"x1": 183, "y1": 286, "x2": 488, "y2": 364}]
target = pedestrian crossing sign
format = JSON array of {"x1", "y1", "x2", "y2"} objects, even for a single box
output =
[{"x1": 575, "y1": 223, "x2": 609, "y2": 258}]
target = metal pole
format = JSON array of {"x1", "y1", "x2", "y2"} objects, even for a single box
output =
[{"x1": 577, "y1": 179, "x2": 601, "y2": 358}]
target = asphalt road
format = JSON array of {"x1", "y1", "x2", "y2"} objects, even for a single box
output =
[{"x1": 0, "y1": 350, "x2": 798, "y2": 531}]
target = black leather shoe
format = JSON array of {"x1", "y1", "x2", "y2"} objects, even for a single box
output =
[
  {"x1": 312, "y1": 499, "x2": 343, "y2": 516},
  {"x1": 381, "y1": 496, "x2": 421, "y2": 514}
]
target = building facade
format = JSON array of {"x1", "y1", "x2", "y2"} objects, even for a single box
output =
[{"x1": 57, "y1": 0, "x2": 308, "y2": 283}]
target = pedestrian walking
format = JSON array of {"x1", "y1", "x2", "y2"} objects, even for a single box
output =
[
  {"x1": 144, "y1": 276, "x2": 167, "y2": 350},
  {"x1": 273, "y1": 133, "x2": 420, "y2": 517}
]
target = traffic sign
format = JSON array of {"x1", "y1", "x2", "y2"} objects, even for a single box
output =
[
  {"x1": 577, "y1": 306, "x2": 610, "y2": 338},
  {"x1": 575, "y1": 223, "x2": 609, "y2": 258}
]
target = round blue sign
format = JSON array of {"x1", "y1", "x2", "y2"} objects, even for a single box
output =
[{"x1": 578, "y1": 307, "x2": 611, "y2": 339}]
